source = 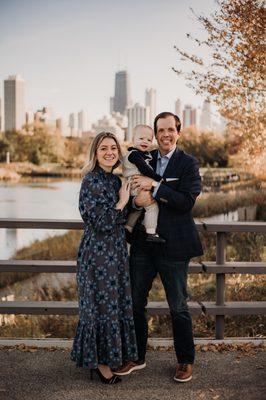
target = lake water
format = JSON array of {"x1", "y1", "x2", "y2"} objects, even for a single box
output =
[
  {"x1": 0, "y1": 178, "x2": 247, "y2": 260},
  {"x1": 0, "y1": 178, "x2": 81, "y2": 259}
]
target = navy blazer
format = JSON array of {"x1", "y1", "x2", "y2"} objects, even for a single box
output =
[{"x1": 131, "y1": 148, "x2": 204, "y2": 260}]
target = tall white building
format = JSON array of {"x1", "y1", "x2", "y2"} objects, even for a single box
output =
[
  {"x1": 200, "y1": 100, "x2": 212, "y2": 131},
  {"x1": 4, "y1": 74, "x2": 25, "y2": 132},
  {"x1": 145, "y1": 88, "x2": 156, "y2": 126},
  {"x1": 182, "y1": 104, "x2": 198, "y2": 129},
  {"x1": 175, "y1": 99, "x2": 182, "y2": 119},
  {"x1": 126, "y1": 103, "x2": 150, "y2": 142},
  {"x1": 78, "y1": 110, "x2": 88, "y2": 136}
]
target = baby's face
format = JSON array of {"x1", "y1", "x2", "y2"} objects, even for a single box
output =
[{"x1": 133, "y1": 128, "x2": 154, "y2": 152}]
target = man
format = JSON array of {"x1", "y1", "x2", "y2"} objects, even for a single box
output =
[{"x1": 114, "y1": 112, "x2": 203, "y2": 382}]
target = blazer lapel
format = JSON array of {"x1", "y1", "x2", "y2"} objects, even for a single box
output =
[
  {"x1": 150, "y1": 149, "x2": 158, "y2": 171},
  {"x1": 162, "y1": 148, "x2": 183, "y2": 178}
]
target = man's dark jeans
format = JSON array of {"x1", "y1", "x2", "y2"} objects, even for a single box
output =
[{"x1": 130, "y1": 240, "x2": 195, "y2": 364}]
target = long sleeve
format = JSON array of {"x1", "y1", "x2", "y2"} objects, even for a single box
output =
[
  {"x1": 79, "y1": 173, "x2": 127, "y2": 233},
  {"x1": 128, "y1": 150, "x2": 162, "y2": 181},
  {"x1": 154, "y1": 158, "x2": 201, "y2": 212}
]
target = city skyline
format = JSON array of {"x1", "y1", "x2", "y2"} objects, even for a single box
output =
[
  {"x1": 1, "y1": 70, "x2": 218, "y2": 137},
  {"x1": 0, "y1": 0, "x2": 219, "y2": 122}
]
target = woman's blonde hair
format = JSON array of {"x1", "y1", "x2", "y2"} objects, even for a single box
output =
[{"x1": 82, "y1": 131, "x2": 123, "y2": 176}]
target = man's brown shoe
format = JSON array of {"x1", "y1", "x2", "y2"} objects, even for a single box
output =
[
  {"x1": 173, "y1": 364, "x2": 193, "y2": 382},
  {"x1": 113, "y1": 360, "x2": 146, "y2": 376}
]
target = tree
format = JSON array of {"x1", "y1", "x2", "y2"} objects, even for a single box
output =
[
  {"x1": 173, "y1": 0, "x2": 265, "y2": 174},
  {"x1": 179, "y1": 128, "x2": 228, "y2": 167},
  {"x1": 0, "y1": 136, "x2": 10, "y2": 162},
  {"x1": 2, "y1": 128, "x2": 65, "y2": 165}
]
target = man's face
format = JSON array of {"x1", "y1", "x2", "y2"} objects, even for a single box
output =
[{"x1": 155, "y1": 116, "x2": 180, "y2": 155}]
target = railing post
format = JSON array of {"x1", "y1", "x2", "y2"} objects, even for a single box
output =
[{"x1": 215, "y1": 232, "x2": 226, "y2": 339}]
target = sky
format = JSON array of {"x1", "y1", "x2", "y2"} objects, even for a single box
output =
[{"x1": 0, "y1": 0, "x2": 218, "y2": 123}]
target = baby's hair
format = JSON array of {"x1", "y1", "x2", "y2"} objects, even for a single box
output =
[{"x1": 133, "y1": 124, "x2": 154, "y2": 138}]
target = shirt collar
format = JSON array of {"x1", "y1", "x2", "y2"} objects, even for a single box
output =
[{"x1": 157, "y1": 147, "x2": 176, "y2": 160}]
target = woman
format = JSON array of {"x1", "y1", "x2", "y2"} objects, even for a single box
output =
[{"x1": 70, "y1": 131, "x2": 138, "y2": 384}]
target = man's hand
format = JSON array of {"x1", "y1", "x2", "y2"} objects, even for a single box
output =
[
  {"x1": 131, "y1": 175, "x2": 154, "y2": 191},
  {"x1": 134, "y1": 190, "x2": 155, "y2": 207}
]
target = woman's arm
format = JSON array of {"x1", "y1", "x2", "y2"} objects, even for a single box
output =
[{"x1": 79, "y1": 175, "x2": 128, "y2": 233}]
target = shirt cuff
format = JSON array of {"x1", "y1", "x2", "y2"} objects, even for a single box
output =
[{"x1": 152, "y1": 182, "x2": 161, "y2": 198}]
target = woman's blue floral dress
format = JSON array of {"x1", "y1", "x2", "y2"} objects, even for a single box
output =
[{"x1": 70, "y1": 165, "x2": 138, "y2": 368}]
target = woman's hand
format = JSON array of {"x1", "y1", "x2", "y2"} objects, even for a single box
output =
[{"x1": 116, "y1": 179, "x2": 131, "y2": 210}]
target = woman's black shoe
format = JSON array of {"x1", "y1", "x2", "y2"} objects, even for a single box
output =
[{"x1": 90, "y1": 368, "x2": 122, "y2": 384}]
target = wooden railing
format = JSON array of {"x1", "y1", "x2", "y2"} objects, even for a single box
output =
[{"x1": 0, "y1": 219, "x2": 265, "y2": 340}]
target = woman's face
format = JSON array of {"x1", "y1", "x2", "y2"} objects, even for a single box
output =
[{"x1": 96, "y1": 137, "x2": 119, "y2": 171}]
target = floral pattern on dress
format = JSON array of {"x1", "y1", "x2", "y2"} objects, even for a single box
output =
[{"x1": 70, "y1": 166, "x2": 138, "y2": 369}]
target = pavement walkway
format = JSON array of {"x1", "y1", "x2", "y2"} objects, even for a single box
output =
[{"x1": 0, "y1": 346, "x2": 265, "y2": 400}]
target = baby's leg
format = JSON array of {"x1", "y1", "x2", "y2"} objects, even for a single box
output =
[
  {"x1": 125, "y1": 210, "x2": 142, "y2": 233},
  {"x1": 143, "y1": 202, "x2": 159, "y2": 234}
]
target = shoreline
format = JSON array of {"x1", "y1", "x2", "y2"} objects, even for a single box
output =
[{"x1": 0, "y1": 162, "x2": 83, "y2": 180}]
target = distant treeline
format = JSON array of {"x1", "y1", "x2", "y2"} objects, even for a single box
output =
[{"x1": 0, "y1": 127, "x2": 243, "y2": 168}]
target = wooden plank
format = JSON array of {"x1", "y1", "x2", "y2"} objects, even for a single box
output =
[
  {"x1": 146, "y1": 301, "x2": 202, "y2": 316},
  {"x1": 203, "y1": 302, "x2": 266, "y2": 316},
  {"x1": 0, "y1": 218, "x2": 84, "y2": 230},
  {"x1": 0, "y1": 260, "x2": 203, "y2": 273},
  {"x1": 188, "y1": 263, "x2": 203, "y2": 273},
  {"x1": 1, "y1": 260, "x2": 265, "y2": 274},
  {"x1": 0, "y1": 260, "x2": 77, "y2": 273},
  {"x1": 0, "y1": 219, "x2": 265, "y2": 233},
  {"x1": 196, "y1": 221, "x2": 266, "y2": 233},
  {"x1": 0, "y1": 301, "x2": 78, "y2": 315},
  {"x1": 215, "y1": 232, "x2": 226, "y2": 338},
  {"x1": 201, "y1": 262, "x2": 266, "y2": 274},
  {"x1": 0, "y1": 301, "x2": 265, "y2": 316},
  {"x1": 0, "y1": 337, "x2": 265, "y2": 348},
  {"x1": 0, "y1": 301, "x2": 202, "y2": 315}
]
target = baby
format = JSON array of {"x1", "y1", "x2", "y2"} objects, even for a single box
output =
[{"x1": 123, "y1": 124, "x2": 165, "y2": 243}]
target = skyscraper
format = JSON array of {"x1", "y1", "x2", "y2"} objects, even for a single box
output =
[
  {"x1": 78, "y1": 110, "x2": 88, "y2": 135},
  {"x1": 145, "y1": 88, "x2": 156, "y2": 126},
  {"x1": 182, "y1": 104, "x2": 198, "y2": 129},
  {"x1": 126, "y1": 103, "x2": 150, "y2": 142},
  {"x1": 4, "y1": 75, "x2": 25, "y2": 132},
  {"x1": 175, "y1": 99, "x2": 182, "y2": 119},
  {"x1": 113, "y1": 70, "x2": 130, "y2": 115},
  {"x1": 200, "y1": 100, "x2": 212, "y2": 131}
]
